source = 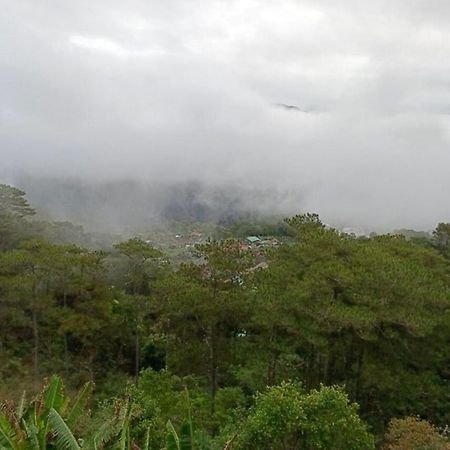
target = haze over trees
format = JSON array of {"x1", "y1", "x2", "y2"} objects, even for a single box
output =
[{"x1": 1, "y1": 184, "x2": 450, "y2": 449}]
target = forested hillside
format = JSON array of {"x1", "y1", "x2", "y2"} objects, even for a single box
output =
[{"x1": 1, "y1": 183, "x2": 450, "y2": 449}]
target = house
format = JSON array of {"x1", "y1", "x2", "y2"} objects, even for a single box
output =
[{"x1": 259, "y1": 238, "x2": 280, "y2": 247}]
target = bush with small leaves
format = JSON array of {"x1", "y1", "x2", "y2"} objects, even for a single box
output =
[
  {"x1": 382, "y1": 416, "x2": 450, "y2": 450},
  {"x1": 233, "y1": 382, "x2": 374, "y2": 450}
]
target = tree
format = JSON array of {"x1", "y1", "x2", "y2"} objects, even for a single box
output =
[
  {"x1": 0, "y1": 184, "x2": 35, "y2": 218},
  {"x1": 237, "y1": 214, "x2": 450, "y2": 431},
  {"x1": 0, "y1": 240, "x2": 55, "y2": 383},
  {"x1": 167, "y1": 240, "x2": 254, "y2": 414},
  {"x1": 382, "y1": 416, "x2": 450, "y2": 450},
  {"x1": 0, "y1": 184, "x2": 35, "y2": 251},
  {"x1": 234, "y1": 382, "x2": 374, "y2": 450},
  {"x1": 0, "y1": 240, "x2": 112, "y2": 385},
  {"x1": 433, "y1": 223, "x2": 450, "y2": 258},
  {"x1": 50, "y1": 245, "x2": 112, "y2": 382},
  {"x1": 114, "y1": 238, "x2": 164, "y2": 385}
]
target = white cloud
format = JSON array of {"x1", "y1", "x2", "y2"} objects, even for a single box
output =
[
  {"x1": 70, "y1": 35, "x2": 129, "y2": 57},
  {"x1": 1, "y1": 0, "x2": 450, "y2": 229},
  {"x1": 69, "y1": 34, "x2": 166, "y2": 58}
]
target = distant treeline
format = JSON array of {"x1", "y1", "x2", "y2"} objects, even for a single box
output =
[{"x1": 13, "y1": 176, "x2": 301, "y2": 233}]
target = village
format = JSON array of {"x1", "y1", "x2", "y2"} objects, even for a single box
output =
[{"x1": 138, "y1": 222, "x2": 281, "y2": 266}]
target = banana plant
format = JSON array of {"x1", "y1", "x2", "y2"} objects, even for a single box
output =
[
  {"x1": 165, "y1": 421, "x2": 194, "y2": 450},
  {"x1": 0, "y1": 375, "x2": 93, "y2": 450},
  {"x1": 165, "y1": 388, "x2": 194, "y2": 450},
  {"x1": 89, "y1": 394, "x2": 153, "y2": 450},
  {"x1": 91, "y1": 396, "x2": 132, "y2": 450}
]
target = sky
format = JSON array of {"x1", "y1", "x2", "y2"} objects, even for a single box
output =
[{"x1": 1, "y1": 0, "x2": 450, "y2": 230}]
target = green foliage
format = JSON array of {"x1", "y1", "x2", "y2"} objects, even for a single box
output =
[
  {"x1": 0, "y1": 239, "x2": 112, "y2": 384},
  {"x1": 112, "y1": 238, "x2": 167, "y2": 383},
  {"x1": 234, "y1": 381, "x2": 307, "y2": 450},
  {"x1": 48, "y1": 408, "x2": 81, "y2": 450},
  {"x1": 89, "y1": 395, "x2": 136, "y2": 450},
  {"x1": 114, "y1": 237, "x2": 163, "y2": 295},
  {"x1": 1, "y1": 189, "x2": 450, "y2": 446},
  {"x1": 300, "y1": 385, "x2": 375, "y2": 450},
  {"x1": 165, "y1": 419, "x2": 194, "y2": 450},
  {"x1": 382, "y1": 416, "x2": 450, "y2": 450},
  {"x1": 228, "y1": 216, "x2": 293, "y2": 238},
  {"x1": 0, "y1": 375, "x2": 91, "y2": 449},
  {"x1": 0, "y1": 184, "x2": 35, "y2": 218},
  {"x1": 433, "y1": 223, "x2": 450, "y2": 260},
  {"x1": 83, "y1": 370, "x2": 199, "y2": 449},
  {"x1": 234, "y1": 382, "x2": 374, "y2": 450},
  {"x1": 0, "y1": 184, "x2": 36, "y2": 251}
]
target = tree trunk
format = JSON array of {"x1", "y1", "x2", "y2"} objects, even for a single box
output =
[
  {"x1": 354, "y1": 341, "x2": 364, "y2": 402},
  {"x1": 135, "y1": 322, "x2": 140, "y2": 386},
  {"x1": 133, "y1": 281, "x2": 140, "y2": 386},
  {"x1": 62, "y1": 275, "x2": 69, "y2": 377},
  {"x1": 165, "y1": 320, "x2": 170, "y2": 371},
  {"x1": 209, "y1": 324, "x2": 217, "y2": 414},
  {"x1": 31, "y1": 271, "x2": 39, "y2": 385},
  {"x1": 267, "y1": 326, "x2": 279, "y2": 386},
  {"x1": 32, "y1": 306, "x2": 39, "y2": 383}
]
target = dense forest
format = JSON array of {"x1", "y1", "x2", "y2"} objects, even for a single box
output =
[{"x1": 1, "y1": 183, "x2": 450, "y2": 449}]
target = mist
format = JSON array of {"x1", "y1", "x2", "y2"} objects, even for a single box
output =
[{"x1": 2, "y1": 0, "x2": 450, "y2": 232}]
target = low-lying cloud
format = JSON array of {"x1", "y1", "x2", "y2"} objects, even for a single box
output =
[{"x1": 2, "y1": 0, "x2": 450, "y2": 231}]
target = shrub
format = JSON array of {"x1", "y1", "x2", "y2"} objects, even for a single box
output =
[
  {"x1": 234, "y1": 382, "x2": 374, "y2": 450},
  {"x1": 382, "y1": 416, "x2": 450, "y2": 450}
]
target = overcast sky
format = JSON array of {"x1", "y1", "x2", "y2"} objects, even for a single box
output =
[{"x1": 1, "y1": 0, "x2": 450, "y2": 229}]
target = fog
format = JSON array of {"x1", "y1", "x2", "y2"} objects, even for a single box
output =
[{"x1": 2, "y1": 0, "x2": 450, "y2": 232}]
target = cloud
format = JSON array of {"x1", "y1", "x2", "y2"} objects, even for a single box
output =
[
  {"x1": 69, "y1": 34, "x2": 167, "y2": 58},
  {"x1": 1, "y1": 0, "x2": 450, "y2": 230},
  {"x1": 69, "y1": 35, "x2": 132, "y2": 57}
]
